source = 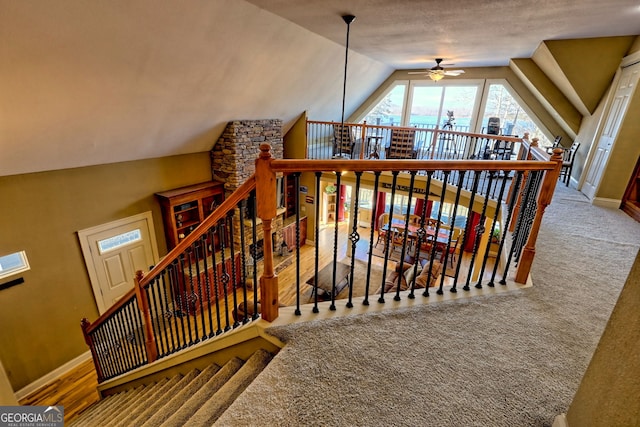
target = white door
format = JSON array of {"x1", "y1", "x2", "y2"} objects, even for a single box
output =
[
  {"x1": 582, "y1": 61, "x2": 640, "y2": 199},
  {"x1": 78, "y1": 212, "x2": 159, "y2": 314}
]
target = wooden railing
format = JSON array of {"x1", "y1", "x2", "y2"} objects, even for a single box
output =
[
  {"x1": 306, "y1": 120, "x2": 523, "y2": 162},
  {"x1": 81, "y1": 133, "x2": 563, "y2": 383}
]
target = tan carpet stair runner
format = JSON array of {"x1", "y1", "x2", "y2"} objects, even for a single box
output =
[{"x1": 69, "y1": 349, "x2": 273, "y2": 427}]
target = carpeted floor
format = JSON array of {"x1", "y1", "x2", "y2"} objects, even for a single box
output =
[{"x1": 215, "y1": 185, "x2": 640, "y2": 427}]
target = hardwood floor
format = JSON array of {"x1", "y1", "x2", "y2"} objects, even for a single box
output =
[
  {"x1": 18, "y1": 358, "x2": 99, "y2": 424},
  {"x1": 18, "y1": 221, "x2": 497, "y2": 424}
]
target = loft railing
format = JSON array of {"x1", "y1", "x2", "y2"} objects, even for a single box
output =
[
  {"x1": 307, "y1": 120, "x2": 523, "y2": 162},
  {"x1": 81, "y1": 135, "x2": 562, "y2": 383}
]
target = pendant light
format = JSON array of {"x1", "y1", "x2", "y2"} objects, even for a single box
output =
[{"x1": 338, "y1": 14, "x2": 356, "y2": 158}]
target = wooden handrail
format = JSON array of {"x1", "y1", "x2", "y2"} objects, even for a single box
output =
[
  {"x1": 84, "y1": 175, "x2": 257, "y2": 334},
  {"x1": 138, "y1": 175, "x2": 257, "y2": 288}
]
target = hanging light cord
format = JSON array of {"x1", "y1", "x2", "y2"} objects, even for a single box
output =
[{"x1": 339, "y1": 14, "x2": 356, "y2": 156}]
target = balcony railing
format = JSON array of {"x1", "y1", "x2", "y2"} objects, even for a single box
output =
[
  {"x1": 81, "y1": 130, "x2": 562, "y2": 383},
  {"x1": 307, "y1": 120, "x2": 522, "y2": 163}
]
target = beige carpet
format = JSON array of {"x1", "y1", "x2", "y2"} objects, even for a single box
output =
[{"x1": 216, "y1": 185, "x2": 640, "y2": 427}]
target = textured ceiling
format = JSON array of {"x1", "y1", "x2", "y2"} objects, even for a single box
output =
[
  {"x1": 246, "y1": 0, "x2": 640, "y2": 69},
  {"x1": 1, "y1": 0, "x2": 639, "y2": 177}
]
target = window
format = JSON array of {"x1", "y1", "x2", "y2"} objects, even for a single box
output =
[
  {"x1": 357, "y1": 78, "x2": 550, "y2": 144},
  {"x1": 481, "y1": 84, "x2": 550, "y2": 145},
  {"x1": 361, "y1": 83, "x2": 406, "y2": 127},
  {"x1": 0, "y1": 251, "x2": 30, "y2": 279},
  {"x1": 408, "y1": 84, "x2": 480, "y2": 133},
  {"x1": 97, "y1": 229, "x2": 142, "y2": 254}
]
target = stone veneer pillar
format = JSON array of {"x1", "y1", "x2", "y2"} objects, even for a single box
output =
[{"x1": 210, "y1": 119, "x2": 285, "y2": 259}]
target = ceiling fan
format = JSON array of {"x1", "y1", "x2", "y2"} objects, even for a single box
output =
[{"x1": 408, "y1": 58, "x2": 465, "y2": 81}]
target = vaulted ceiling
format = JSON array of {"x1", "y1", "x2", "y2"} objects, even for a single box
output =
[{"x1": 1, "y1": 0, "x2": 639, "y2": 177}]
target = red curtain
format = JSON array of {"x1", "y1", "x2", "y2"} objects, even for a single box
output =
[{"x1": 374, "y1": 191, "x2": 387, "y2": 230}]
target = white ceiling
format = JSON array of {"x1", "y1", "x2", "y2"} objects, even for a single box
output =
[
  {"x1": 1, "y1": 0, "x2": 639, "y2": 177},
  {"x1": 246, "y1": 0, "x2": 640, "y2": 69}
]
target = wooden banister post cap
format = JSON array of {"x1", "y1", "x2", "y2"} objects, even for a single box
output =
[
  {"x1": 523, "y1": 132, "x2": 529, "y2": 140},
  {"x1": 551, "y1": 147, "x2": 564, "y2": 160},
  {"x1": 81, "y1": 318, "x2": 90, "y2": 330},
  {"x1": 531, "y1": 137, "x2": 539, "y2": 147},
  {"x1": 259, "y1": 144, "x2": 272, "y2": 159},
  {"x1": 135, "y1": 270, "x2": 144, "y2": 281}
]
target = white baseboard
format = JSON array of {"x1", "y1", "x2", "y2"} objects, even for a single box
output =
[
  {"x1": 15, "y1": 351, "x2": 92, "y2": 401},
  {"x1": 592, "y1": 197, "x2": 621, "y2": 209},
  {"x1": 553, "y1": 413, "x2": 568, "y2": 427}
]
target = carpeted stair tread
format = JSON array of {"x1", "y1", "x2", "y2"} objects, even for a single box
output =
[
  {"x1": 103, "y1": 375, "x2": 180, "y2": 427},
  {"x1": 92, "y1": 379, "x2": 169, "y2": 427},
  {"x1": 72, "y1": 384, "x2": 147, "y2": 427},
  {"x1": 69, "y1": 387, "x2": 133, "y2": 427},
  {"x1": 184, "y1": 349, "x2": 273, "y2": 427},
  {"x1": 140, "y1": 363, "x2": 221, "y2": 427},
  {"x1": 160, "y1": 358, "x2": 245, "y2": 427},
  {"x1": 124, "y1": 369, "x2": 200, "y2": 427}
]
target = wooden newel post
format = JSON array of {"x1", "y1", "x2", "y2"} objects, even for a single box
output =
[
  {"x1": 255, "y1": 144, "x2": 280, "y2": 321},
  {"x1": 134, "y1": 270, "x2": 158, "y2": 363},
  {"x1": 81, "y1": 318, "x2": 104, "y2": 382},
  {"x1": 515, "y1": 148, "x2": 564, "y2": 283}
]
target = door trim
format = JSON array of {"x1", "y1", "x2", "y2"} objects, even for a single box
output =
[{"x1": 78, "y1": 211, "x2": 160, "y2": 314}]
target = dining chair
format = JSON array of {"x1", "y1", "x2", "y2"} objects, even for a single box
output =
[
  {"x1": 546, "y1": 135, "x2": 563, "y2": 154},
  {"x1": 375, "y1": 213, "x2": 390, "y2": 248},
  {"x1": 559, "y1": 142, "x2": 580, "y2": 186},
  {"x1": 333, "y1": 124, "x2": 355, "y2": 158},
  {"x1": 386, "y1": 128, "x2": 417, "y2": 159},
  {"x1": 441, "y1": 227, "x2": 464, "y2": 267}
]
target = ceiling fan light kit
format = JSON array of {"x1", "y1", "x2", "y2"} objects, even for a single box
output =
[{"x1": 409, "y1": 58, "x2": 465, "y2": 81}]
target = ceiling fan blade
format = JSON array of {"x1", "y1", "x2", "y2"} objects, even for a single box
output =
[
  {"x1": 408, "y1": 71, "x2": 430, "y2": 74},
  {"x1": 444, "y1": 70, "x2": 465, "y2": 76}
]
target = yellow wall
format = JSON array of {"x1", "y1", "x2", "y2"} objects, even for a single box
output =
[
  {"x1": 0, "y1": 152, "x2": 212, "y2": 391},
  {"x1": 566, "y1": 250, "x2": 640, "y2": 426}
]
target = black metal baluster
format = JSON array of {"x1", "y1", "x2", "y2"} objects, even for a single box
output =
[
  {"x1": 218, "y1": 220, "x2": 232, "y2": 331},
  {"x1": 329, "y1": 171, "x2": 342, "y2": 311},
  {"x1": 130, "y1": 300, "x2": 148, "y2": 363},
  {"x1": 103, "y1": 319, "x2": 123, "y2": 377},
  {"x1": 379, "y1": 171, "x2": 399, "y2": 304},
  {"x1": 238, "y1": 200, "x2": 250, "y2": 323},
  {"x1": 312, "y1": 172, "x2": 321, "y2": 313},
  {"x1": 432, "y1": 171, "x2": 449, "y2": 295},
  {"x1": 210, "y1": 229, "x2": 223, "y2": 335},
  {"x1": 200, "y1": 232, "x2": 214, "y2": 337},
  {"x1": 164, "y1": 264, "x2": 181, "y2": 350},
  {"x1": 227, "y1": 210, "x2": 240, "y2": 329},
  {"x1": 170, "y1": 261, "x2": 188, "y2": 349},
  {"x1": 193, "y1": 239, "x2": 207, "y2": 341},
  {"x1": 143, "y1": 286, "x2": 161, "y2": 362},
  {"x1": 515, "y1": 170, "x2": 543, "y2": 262},
  {"x1": 155, "y1": 273, "x2": 174, "y2": 355},
  {"x1": 145, "y1": 283, "x2": 163, "y2": 358},
  {"x1": 93, "y1": 326, "x2": 112, "y2": 379},
  {"x1": 123, "y1": 300, "x2": 142, "y2": 368},
  {"x1": 116, "y1": 309, "x2": 135, "y2": 371},
  {"x1": 364, "y1": 171, "x2": 382, "y2": 305},
  {"x1": 492, "y1": 171, "x2": 523, "y2": 286},
  {"x1": 346, "y1": 171, "x2": 362, "y2": 308},
  {"x1": 462, "y1": 171, "x2": 482, "y2": 291},
  {"x1": 179, "y1": 251, "x2": 195, "y2": 345},
  {"x1": 410, "y1": 172, "x2": 433, "y2": 298},
  {"x1": 477, "y1": 171, "x2": 510, "y2": 288},
  {"x1": 394, "y1": 171, "x2": 417, "y2": 301},
  {"x1": 471, "y1": 172, "x2": 495, "y2": 289},
  {"x1": 293, "y1": 173, "x2": 302, "y2": 315},
  {"x1": 249, "y1": 191, "x2": 259, "y2": 320},
  {"x1": 444, "y1": 170, "x2": 466, "y2": 293}
]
